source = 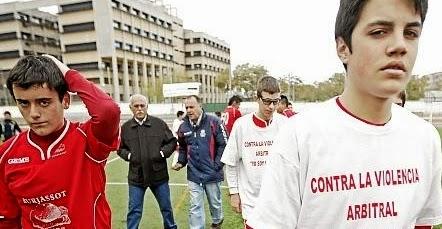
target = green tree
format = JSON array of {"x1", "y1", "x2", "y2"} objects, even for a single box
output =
[
  {"x1": 294, "y1": 84, "x2": 317, "y2": 102},
  {"x1": 215, "y1": 70, "x2": 230, "y2": 92},
  {"x1": 279, "y1": 74, "x2": 302, "y2": 101},
  {"x1": 232, "y1": 63, "x2": 269, "y2": 98},
  {"x1": 145, "y1": 79, "x2": 164, "y2": 103},
  {"x1": 406, "y1": 75, "x2": 428, "y2": 100},
  {"x1": 315, "y1": 72, "x2": 345, "y2": 101}
]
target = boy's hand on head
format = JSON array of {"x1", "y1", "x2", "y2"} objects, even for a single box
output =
[{"x1": 42, "y1": 54, "x2": 70, "y2": 76}]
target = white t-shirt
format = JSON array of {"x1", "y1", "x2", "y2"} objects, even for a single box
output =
[
  {"x1": 221, "y1": 112, "x2": 287, "y2": 219},
  {"x1": 172, "y1": 118, "x2": 183, "y2": 138},
  {"x1": 247, "y1": 98, "x2": 442, "y2": 228}
]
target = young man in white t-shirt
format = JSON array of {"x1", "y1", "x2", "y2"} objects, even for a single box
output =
[
  {"x1": 221, "y1": 76, "x2": 287, "y2": 222},
  {"x1": 247, "y1": 0, "x2": 442, "y2": 228}
]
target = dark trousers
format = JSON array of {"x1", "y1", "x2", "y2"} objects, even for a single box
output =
[{"x1": 127, "y1": 181, "x2": 177, "y2": 229}]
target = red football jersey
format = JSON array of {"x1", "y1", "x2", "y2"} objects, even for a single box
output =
[
  {"x1": 0, "y1": 70, "x2": 120, "y2": 228},
  {"x1": 282, "y1": 108, "x2": 296, "y2": 118},
  {"x1": 223, "y1": 106, "x2": 242, "y2": 135}
]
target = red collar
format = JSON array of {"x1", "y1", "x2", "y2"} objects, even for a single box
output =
[
  {"x1": 252, "y1": 113, "x2": 272, "y2": 128},
  {"x1": 336, "y1": 97, "x2": 386, "y2": 126}
]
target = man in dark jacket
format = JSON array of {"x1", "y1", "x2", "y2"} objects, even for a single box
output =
[
  {"x1": 172, "y1": 95, "x2": 228, "y2": 229},
  {"x1": 118, "y1": 94, "x2": 177, "y2": 229},
  {"x1": 1, "y1": 111, "x2": 21, "y2": 142}
]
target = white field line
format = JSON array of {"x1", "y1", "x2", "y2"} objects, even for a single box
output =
[{"x1": 106, "y1": 182, "x2": 228, "y2": 189}]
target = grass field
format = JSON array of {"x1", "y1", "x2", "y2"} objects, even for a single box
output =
[
  {"x1": 106, "y1": 128, "x2": 442, "y2": 228},
  {"x1": 105, "y1": 155, "x2": 243, "y2": 229}
]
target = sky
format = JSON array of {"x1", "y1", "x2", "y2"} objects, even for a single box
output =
[
  {"x1": 163, "y1": 0, "x2": 442, "y2": 83},
  {"x1": 1, "y1": 0, "x2": 441, "y2": 84}
]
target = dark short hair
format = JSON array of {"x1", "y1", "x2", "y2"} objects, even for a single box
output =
[
  {"x1": 280, "y1": 95, "x2": 289, "y2": 106},
  {"x1": 7, "y1": 55, "x2": 68, "y2": 101},
  {"x1": 3, "y1": 111, "x2": 11, "y2": 116},
  {"x1": 256, "y1": 76, "x2": 280, "y2": 98},
  {"x1": 176, "y1": 111, "x2": 184, "y2": 117},
  {"x1": 228, "y1": 95, "x2": 242, "y2": 105},
  {"x1": 335, "y1": 0, "x2": 428, "y2": 69}
]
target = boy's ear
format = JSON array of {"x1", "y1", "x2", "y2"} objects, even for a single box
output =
[
  {"x1": 336, "y1": 37, "x2": 350, "y2": 64},
  {"x1": 62, "y1": 93, "x2": 70, "y2": 109}
]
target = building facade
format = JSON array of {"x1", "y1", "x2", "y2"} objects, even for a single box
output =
[
  {"x1": 184, "y1": 30, "x2": 231, "y2": 103},
  {"x1": 0, "y1": 0, "x2": 230, "y2": 104},
  {"x1": 0, "y1": 9, "x2": 61, "y2": 105}
]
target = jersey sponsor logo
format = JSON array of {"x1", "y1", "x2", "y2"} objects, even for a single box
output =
[
  {"x1": 22, "y1": 190, "x2": 67, "y2": 205},
  {"x1": 30, "y1": 203, "x2": 71, "y2": 229},
  {"x1": 7, "y1": 157, "x2": 30, "y2": 165},
  {"x1": 52, "y1": 143, "x2": 67, "y2": 158},
  {"x1": 200, "y1": 129, "x2": 206, "y2": 138},
  {"x1": 183, "y1": 131, "x2": 192, "y2": 137}
]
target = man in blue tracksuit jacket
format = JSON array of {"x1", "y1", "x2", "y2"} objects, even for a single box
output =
[{"x1": 172, "y1": 95, "x2": 228, "y2": 229}]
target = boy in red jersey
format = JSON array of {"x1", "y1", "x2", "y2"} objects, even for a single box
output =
[
  {"x1": 276, "y1": 95, "x2": 295, "y2": 118},
  {"x1": 223, "y1": 95, "x2": 242, "y2": 135},
  {"x1": 0, "y1": 55, "x2": 120, "y2": 228}
]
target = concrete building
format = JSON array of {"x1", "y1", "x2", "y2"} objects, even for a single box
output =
[
  {"x1": 0, "y1": 8, "x2": 61, "y2": 105},
  {"x1": 184, "y1": 29, "x2": 231, "y2": 103},
  {"x1": 59, "y1": 0, "x2": 180, "y2": 102},
  {"x1": 0, "y1": 0, "x2": 230, "y2": 104}
]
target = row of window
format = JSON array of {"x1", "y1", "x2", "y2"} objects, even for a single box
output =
[
  {"x1": 102, "y1": 61, "x2": 167, "y2": 76},
  {"x1": 111, "y1": 0, "x2": 173, "y2": 31},
  {"x1": 60, "y1": 1, "x2": 93, "y2": 13},
  {"x1": 185, "y1": 64, "x2": 225, "y2": 73},
  {"x1": 17, "y1": 13, "x2": 58, "y2": 30},
  {"x1": 0, "y1": 32, "x2": 17, "y2": 41},
  {"x1": 185, "y1": 51, "x2": 230, "y2": 63},
  {"x1": 0, "y1": 50, "x2": 61, "y2": 59},
  {"x1": 114, "y1": 41, "x2": 174, "y2": 61},
  {"x1": 184, "y1": 37, "x2": 230, "y2": 53},
  {"x1": 65, "y1": 42, "x2": 96, "y2": 53},
  {"x1": 63, "y1": 22, "x2": 95, "y2": 33},
  {"x1": 193, "y1": 74, "x2": 218, "y2": 87},
  {"x1": 67, "y1": 61, "x2": 99, "y2": 70},
  {"x1": 19, "y1": 32, "x2": 60, "y2": 47},
  {"x1": 0, "y1": 13, "x2": 15, "y2": 22},
  {"x1": 113, "y1": 20, "x2": 173, "y2": 46}
]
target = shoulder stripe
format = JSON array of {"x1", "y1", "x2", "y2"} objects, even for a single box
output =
[
  {"x1": 76, "y1": 127, "x2": 87, "y2": 137},
  {"x1": 85, "y1": 151, "x2": 107, "y2": 163},
  {"x1": 93, "y1": 193, "x2": 102, "y2": 229},
  {"x1": 0, "y1": 135, "x2": 20, "y2": 165}
]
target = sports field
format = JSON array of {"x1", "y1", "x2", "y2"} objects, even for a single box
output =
[
  {"x1": 106, "y1": 128, "x2": 442, "y2": 228},
  {"x1": 105, "y1": 155, "x2": 244, "y2": 229}
]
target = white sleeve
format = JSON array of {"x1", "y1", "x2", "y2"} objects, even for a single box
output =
[
  {"x1": 225, "y1": 165, "x2": 240, "y2": 194},
  {"x1": 247, "y1": 122, "x2": 301, "y2": 229},
  {"x1": 172, "y1": 120, "x2": 180, "y2": 138},
  {"x1": 221, "y1": 122, "x2": 241, "y2": 193},
  {"x1": 416, "y1": 127, "x2": 442, "y2": 226},
  {"x1": 221, "y1": 122, "x2": 240, "y2": 166}
]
